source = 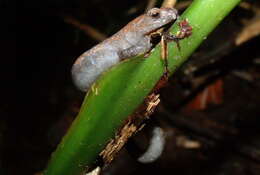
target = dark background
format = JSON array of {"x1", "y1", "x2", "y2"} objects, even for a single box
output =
[
  {"x1": 6, "y1": 0, "x2": 260, "y2": 174},
  {"x1": 11, "y1": 0, "x2": 156, "y2": 174}
]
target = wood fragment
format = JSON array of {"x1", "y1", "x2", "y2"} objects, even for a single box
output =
[
  {"x1": 162, "y1": 0, "x2": 177, "y2": 8},
  {"x1": 235, "y1": 17, "x2": 260, "y2": 45},
  {"x1": 100, "y1": 93, "x2": 161, "y2": 164}
]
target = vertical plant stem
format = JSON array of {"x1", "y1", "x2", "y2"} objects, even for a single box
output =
[{"x1": 44, "y1": 0, "x2": 241, "y2": 175}]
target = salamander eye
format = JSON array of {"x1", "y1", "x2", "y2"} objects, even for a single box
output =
[{"x1": 147, "y1": 8, "x2": 160, "y2": 18}]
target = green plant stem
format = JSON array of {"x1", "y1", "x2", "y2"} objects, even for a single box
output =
[{"x1": 44, "y1": 0, "x2": 241, "y2": 174}]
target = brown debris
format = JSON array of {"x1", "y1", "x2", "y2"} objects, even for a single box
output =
[
  {"x1": 235, "y1": 17, "x2": 260, "y2": 45},
  {"x1": 185, "y1": 78, "x2": 224, "y2": 111},
  {"x1": 176, "y1": 135, "x2": 201, "y2": 149},
  {"x1": 99, "y1": 120, "x2": 138, "y2": 164},
  {"x1": 100, "y1": 93, "x2": 161, "y2": 164},
  {"x1": 175, "y1": 1, "x2": 191, "y2": 10},
  {"x1": 161, "y1": 0, "x2": 177, "y2": 8}
]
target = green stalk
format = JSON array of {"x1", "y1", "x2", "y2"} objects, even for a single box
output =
[{"x1": 44, "y1": 0, "x2": 241, "y2": 174}]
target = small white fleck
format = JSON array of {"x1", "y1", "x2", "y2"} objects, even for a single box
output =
[
  {"x1": 85, "y1": 166, "x2": 101, "y2": 175},
  {"x1": 138, "y1": 127, "x2": 165, "y2": 163},
  {"x1": 175, "y1": 55, "x2": 181, "y2": 60}
]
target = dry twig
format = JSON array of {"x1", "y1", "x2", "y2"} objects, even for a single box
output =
[{"x1": 63, "y1": 16, "x2": 106, "y2": 42}]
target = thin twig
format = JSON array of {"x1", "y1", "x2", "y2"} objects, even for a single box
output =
[
  {"x1": 63, "y1": 16, "x2": 107, "y2": 42},
  {"x1": 145, "y1": 0, "x2": 157, "y2": 11},
  {"x1": 235, "y1": 16, "x2": 260, "y2": 45},
  {"x1": 162, "y1": 0, "x2": 177, "y2": 8}
]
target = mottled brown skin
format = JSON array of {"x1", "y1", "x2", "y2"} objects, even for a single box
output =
[{"x1": 71, "y1": 8, "x2": 178, "y2": 92}]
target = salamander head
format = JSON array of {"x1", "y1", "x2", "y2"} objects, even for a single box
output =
[{"x1": 141, "y1": 7, "x2": 178, "y2": 34}]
